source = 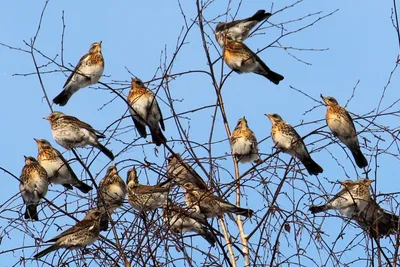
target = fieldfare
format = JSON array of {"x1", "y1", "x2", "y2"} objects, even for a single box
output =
[
  {"x1": 230, "y1": 117, "x2": 259, "y2": 163},
  {"x1": 215, "y1": 10, "x2": 272, "y2": 47},
  {"x1": 182, "y1": 183, "x2": 253, "y2": 219},
  {"x1": 127, "y1": 78, "x2": 166, "y2": 146},
  {"x1": 309, "y1": 178, "x2": 373, "y2": 217},
  {"x1": 45, "y1": 111, "x2": 114, "y2": 160},
  {"x1": 126, "y1": 167, "x2": 169, "y2": 211},
  {"x1": 223, "y1": 38, "x2": 284, "y2": 84},
  {"x1": 354, "y1": 197, "x2": 399, "y2": 238},
  {"x1": 53, "y1": 42, "x2": 104, "y2": 106},
  {"x1": 167, "y1": 154, "x2": 209, "y2": 190},
  {"x1": 162, "y1": 198, "x2": 217, "y2": 246},
  {"x1": 35, "y1": 138, "x2": 92, "y2": 193},
  {"x1": 265, "y1": 113, "x2": 323, "y2": 175},
  {"x1": 97, "y1": 166, "x2": 127, "y2": 231},
  {"x1": 19, "y1": 156, "x2": 49, "y2": 221},
  {"x1": 33, "y1": 209, "x2": 103, "y2": 259},
  {"x1": 321, "y1": 95, "x2": 368, "y2": 168}
]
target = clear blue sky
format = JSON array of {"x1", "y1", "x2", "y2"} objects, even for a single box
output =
[{"x1": 1, "y1": 0, "x2": 399, "y2": 266}]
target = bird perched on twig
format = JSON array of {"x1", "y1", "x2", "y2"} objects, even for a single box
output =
[
  {"x1": 97, "y1": 166, "x2": 127, "y2": 231},
  {"x1": 166, "y1": 154, "x2": 209, "y2": 190},
  {"x1": 222, "y1": 38, "x2": 284, "y2": 84},
  {"x1": 19, "y1": 156, "x2": 49, "y2": 221},
  {"x1": 126, "y1": 167, "x2": 169, "y2": 211},
  {"x1": 230, "y1": 117, "x2": 259, "y2": 163},
  {"x1": 44, "y1": 111, "x2": 114, "y2": 160},
  {"x1": 265, "y1": 113, "x2": 323, "y2": 175},
  {"x1": 127, "y1": 78, "x2": 166, "y2": 146},
  {"x1": 320, "y1": 95, "x2": 368, "y2": 168},
  {"x1": 309, "y1": 178, "x2": 373, "y2": 217},
  {"x1": 215, "y1": 10, "x2": 272, "y2": 47},
  {"x1": 182, "y1": 183, "x2": 253, "y2": 219},
  {"x1": 53, "y1": 42, "x2": 104, "y2": 106},
  {"x1": 162, "y1": 198, "x2": 217, "y2": 246},
  {"x1": 34, "y1": 138, "x2": 92, "y2": 193},
  {"x1": 33, "y1": 209, "x2": 103, "y2": 259}
]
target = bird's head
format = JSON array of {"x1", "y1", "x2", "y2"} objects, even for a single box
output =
[
  {"x1": 265, "y1": 113, "x2": 283, "y2": 125},
  {"x1": 89, "y1": 42, "x2": 102, "y2": 53},
  {"x1": 34, "y1": 138, "x2": 52, "y2": 150},
  {"x1": 126, "y1": 167, "x2": 138, "y2": 185},
  {"x1": 44, "y1": 111, "x2": 64, "y2": 122},
  {"x1": 24, "y1": 155, "x2": 38, "y2": 165},
  {"x1": 320, "y1": 94, "x2": 339, "y2": 106}
]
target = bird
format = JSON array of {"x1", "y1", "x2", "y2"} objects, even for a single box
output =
[
  {"x1": 19, "y1": 156, "x2": 49, "y2": 221},
  {"x1": 44, "y1": 111, "x2": 114, "y2": 161},
  {"x1": 215, "y1": 10, "x2": 272, "y2": 47},
  {"x1": 230, "y1": 117, "x2": 259, "y2": 163},
  {"x1": 166, "y1": 154, "x2": 209, "y2": 190},
  {"x1": 34, "y1": 138, "x2": 92, "y2": 193},
  {"x1": 182, "y1": 183, "x2": 254, "y2": 219},
  {"x1": 265, "y1": 113, "x2": 323, "y2": 176},
  {"x1": 127, "y1": 78, "x2": 166, "y2": 146},
  {"x1": 353, "y1": 197, "x2": 399, "y2": 238},
  {"x1": 309, "y1": 178, "x2": 373, "y2": 217},
  {"x1": 53, "y1": 42, "x2": 104, "y2": 106},
  {"x1": 33, "y1": 209, "x2": 103, "y2": 259},
  {"x1": 126, "y1": 167, "x2": 169, "y2": 211},
  {"x1": 320, "y1": 95, "x2": 368, "y2": 168},
  {"x1": 222, "y1": 38, "x2": 284, "y2": 84},
  {"x1": 97, "y1": 166, "x2": 127, "y2": 231},
  {"x1": 162, "y1": 198, "x2": 217, "y2": 246}
]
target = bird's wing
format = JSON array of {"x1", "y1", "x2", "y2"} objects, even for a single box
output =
[{"x1": 63, "y1": 53, "x2": 89, "y2": 88}]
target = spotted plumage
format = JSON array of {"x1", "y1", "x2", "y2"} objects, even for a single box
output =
[
  {"x1": 167, "y1": 154, "x2": 209, "y2": 190},
  {"x1": 266, "y1": 113, "x2": 323, "y2": 175},
  {"x1": 321, "y1": 95, "x2": 368, "y2": 168},
  {"x1": 33, "y1": 209, "x2": 103, "y2": 259},
  {"x1": 97, "y1": 166, "x2": 127, "y2": 231},
  {"x1": 126, "y1": 167, "x2": 169, "y2": 211},
  {"x1": 223, "y1": 38, "x2": 284, "y2": 84},
  {"x1": 127, "y1": 78, "x2": 166, "y2": 146},
  {"x1": 215, "y1": 10, "x2": 272, "y2": 47},
  {"x1": 230, "y1": 117, "x2": 259, "y2": 163},
  {"x1": 45, "y1": 111, "x2": 114, "y2": 160},
  {"x1": 309, "y1": 178, "x2": 373, "y2": 217},
  {"x1": 35, "y1": 138, "x2": 92, "y2": 193},
  {"x1": 162, "y1": 198, "x2": 217, "y2": 246},
  {"x1": 19, "y1": 156, "x2": 49, "y2": 221},
  {"x1": 182, "y1": 183, "x2": 253, "y2": 219},
  {"x1": 53, "y1": 42, "x2": 104, "y2": 106}
]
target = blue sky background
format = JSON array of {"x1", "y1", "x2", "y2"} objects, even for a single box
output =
[{"x1": 1, "y1": 0, "x2": 400, "y2": 266}]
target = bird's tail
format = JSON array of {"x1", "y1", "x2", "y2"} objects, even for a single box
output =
[
  {"x1": 301, "y1": 157, "x2": 323, "y2": 176},
  {"x1": 350, "y1": 147, "x2": 368, "y2": 168},
  {"x1": 150, "y1": 126, "x2": 166, "y2": 146},
  {"x1": 53, "y1": 88, "x2": 73, "y2": 106},
  {"x1": 95, "y1": 142, "x2": 115, "y2": 160},
  {"x1": 99, "y1": 213, "x2": 109, "y2": 231},
  {"x1": 25, "y1": 204, "x2": 39, "y2": 221},
  {"x1": 33, "y1": 244, "x2": 57, "y2": 259},
  {"x1": 250, "y1": 10, "x2": 272, "y2": 22},
  {"x1": 73, "y1": 180, "x2": 93, "y2": 194},
  {"x1": 260, "y1": 69, "x2": 284, "y2": 85},
  {"x1": 62, "y1": 183, "x2": 73, "y2": 190},
  {"x1": 200, "y1": 226, "x2": 217, "y2": 246},
  {"x1": 231, "y1": 207, "x2": 254, "y2": 218},
  {"x1": 309, "y1": 205, "x2": 327, "y2": 214}
]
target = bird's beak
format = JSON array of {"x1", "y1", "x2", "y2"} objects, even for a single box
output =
[
  {"x1": 366, "y1": 179, "x2": 374, "y2": 185},
  {"x1": 43, "y1": 116, "x2": 50, "y2": 120},
  {"x1": 320, "y1": 94, "x2": 327, "y2": 103},
  {"x1": 265, "y1": 114, "x2": 272, "y2": 121},
  {"x1": 33, "y1": 138, "x2": 40, "y2": 144},
  {"x1": 99, "y1": 41, "x2": 102, "y2": 45},
  {"x1": 23, "y1": 155, "x2": 27, "y2": 160}
]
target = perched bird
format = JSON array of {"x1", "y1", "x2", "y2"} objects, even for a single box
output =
[
  {"x1": 166, "y1": 154, "x2": 209, "y2": 190},
  {"x1": 162, "y1": 198, "x2": 217, "y2": 246},
  {"x1": 44, "y1": 111, "x2": 114, "y2": 161},
  {"x1": 321, "y1": 95, "x2": 368, "y2": 168},
  {"x1": 34, "y1": 138, "x2": 92, "y2": 193},
  {"x1": 354, "y1": 198, "x2": 399, "y2": 238},
  {"x1": 265, "y1": 113, "x2": 323, "y2": 175},
  {"x1": 309, "y1": 178, "x2": 373, "y2": 217},
  {"x1": 215, "y1": 10, "x2": 272, "y2": 47},
  {"x1": 53, "y1": 42, "x2": 104, "y2": 106},
  {"x1": 19, "y1": 156, "x2": 49, "y2": 221},
  {"x1": 182, "y1": 183, "x2": 253, "y2": 219},
  {"x1": 223, "y1": 38, "x2": 284, "y2": 85},
  {"x1": 127, "y1": 78, "x2": 166, "y2": 146},
  {"x1": 126, "y1": 167, "x2": 169, "y2": 211},
  {"x1": 230, "y1": 117, "x2": 259, "y2": 163},
  {"x1": 33, "y1": 209, "x2": 103, "y2": 259},
  {"x1": 97, "y1": 166, "x2": 127, "y2": 231}
]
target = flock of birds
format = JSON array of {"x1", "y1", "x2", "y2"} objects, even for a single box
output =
[{"x1": 17, "y1": 9, "x2": 398, "y2": 260}]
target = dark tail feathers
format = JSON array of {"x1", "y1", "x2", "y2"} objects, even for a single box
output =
[
  {"x1": 200, "y1": 226, "x2": 217, "y2": 246},
  {"x1": 309, "y1": 205, "x2": 327, "y2": 214},
  {"x1": 302, "y1": 157, "x2": 323, "y2": 176},
  {"x1": 232, "y1": 207, "x2": 254, "y2": 218},
  {"x1": 350, "y1": 147, "x2": 368, "y2": 168},
  {"x1": 33, "y1": 244, "x2": 57, "y2": 259},
  {"x1": 95, "y1": 142, "x2": 115, "y2": 161},
  {"x1": 250, "y1": 10, "x2": 272, "y2": 22},
  {"x1": 74, "y1": 181, "x2": 93, "y2": 194},
  {"x1": 150, "y1": 127, "x2": 166, "y2": 146},
  {"x1": 53, "y1": 89, "x2": 72, "y2": 106},
  {"x1": 99, "y1": 214, "x2": 109, "y2": 231},
  {"x1": 25, "y1": 205, "x2": 39, "y2": 221},
  {"x1": 261, "y1": 69, "x2": 284, "y2": 85}
]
